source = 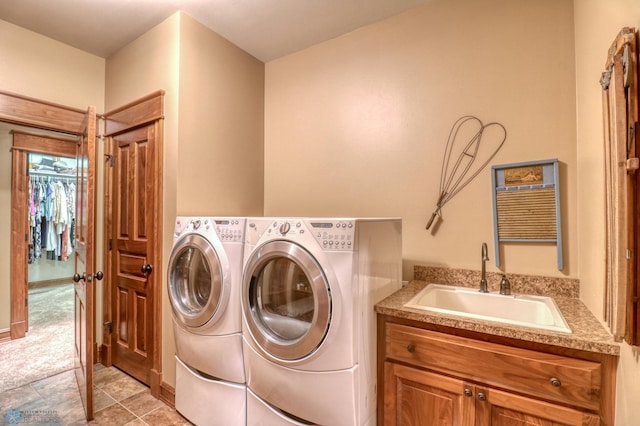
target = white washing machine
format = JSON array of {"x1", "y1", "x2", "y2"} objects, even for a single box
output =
[
  {"x1": 241, "y1": 217, "x2": 402, "y2": 426},
  {"x1": 168, "y1": 217, "x2": 247, "y2": 425}
]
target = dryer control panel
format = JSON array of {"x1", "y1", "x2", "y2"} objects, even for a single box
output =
[
  {"x1": 246, "y1": 218, "x2": 357, "y2": 250},
  {"x1": 308, "y1": 220, "x2": 356, "y2": 250},
  {"x1": 263, "y1": 219, "x2": 306, "y2": 237}
]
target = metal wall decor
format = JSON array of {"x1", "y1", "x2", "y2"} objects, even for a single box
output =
[{"x1": 426, "y1": 116, "x2": 507, "y2": 232}]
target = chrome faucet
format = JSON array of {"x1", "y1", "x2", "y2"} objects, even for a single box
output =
[{"x1": 479, "y1": 242, "x2": 489, "y2": 293}]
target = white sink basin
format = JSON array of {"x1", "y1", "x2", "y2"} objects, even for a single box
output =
[{"x1": 404, "y1": 284, "x2": 571, "y2": 333}]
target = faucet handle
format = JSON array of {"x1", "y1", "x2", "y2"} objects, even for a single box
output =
[{"x1": 500, "y1": 274, "x2": 511, "y2": 295}]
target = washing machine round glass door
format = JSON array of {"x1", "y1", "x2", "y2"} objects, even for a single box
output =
[
  {"x1": 168, "y1": 233, "x2": 226, "y2": 328},
  {"x1": 243, "y1": 240, "x2": 332, "y2": 361}
]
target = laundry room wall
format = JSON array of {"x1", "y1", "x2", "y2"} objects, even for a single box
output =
[
  {"x1": 574, "y1": 0, "x2": 640, "y2": 424},
  {"x1": 105, "y1": 11, "x2": 264, "y2": 387},
  {"x1": 264, "y1": 0, "x2": 577, "y2": 280},
  {"x1": 0, "y1": 19, "x2": 105, "y2": 332},
  {"x1": 177, "y1": 13, "x2": 264, "y2": 217}
]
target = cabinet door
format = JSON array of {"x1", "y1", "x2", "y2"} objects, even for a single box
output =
[
  {"x1": 474, "y1": 386, "x2": 600, "y2": 426},
  {"x1": 384, "y1": 362, "x2": 474, "y2": 426}
]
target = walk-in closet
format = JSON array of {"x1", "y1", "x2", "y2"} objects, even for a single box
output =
[{"x1": 27, "y1": 153, "x2": 77, "y2": 286}]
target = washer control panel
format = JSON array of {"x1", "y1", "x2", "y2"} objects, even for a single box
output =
[
  {"x1": 174, "y1": 218, "x2": 187, "y2": 237},
  {"x1": 174, "y1": 217, "x2": 244, "y2": 242},
  {"x1": 309, "y1": 220, "x2": 355, "y2": 250},
  {"x1": 213, "y1": 218, "x2": 245, "y2": 242}
]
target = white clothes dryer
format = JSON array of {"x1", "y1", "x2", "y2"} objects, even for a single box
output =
[
  {"x1": 168, "y1": 217, "x2": 247, "y2": 425},
  {"x1": 242, "y1": 218, "x2": 402, "y2": 426}
]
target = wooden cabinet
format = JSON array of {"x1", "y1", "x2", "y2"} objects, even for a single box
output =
[
  {"x1": 384, "y1": 362, "x2": 473, "y2": 425},
  {"x1": 378, "y1": 319, "x2": 617, "y2": 425}
]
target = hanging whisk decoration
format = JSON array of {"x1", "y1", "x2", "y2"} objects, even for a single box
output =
[{"x1": 425, "y1": 115, "x2": 507, "y2": 231}]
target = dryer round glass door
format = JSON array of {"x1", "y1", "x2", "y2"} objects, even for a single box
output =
[
  {"x1": 243, "y1": 240, "x2": 331, "y2": 361},
  {"x1": 168, "y1": 233, "x2": 226, "y2": 328}
]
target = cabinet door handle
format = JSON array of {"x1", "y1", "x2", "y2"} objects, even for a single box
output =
[
  {"x1": 463, "y1": 388, "x2": 473, "y2": 397},
  {"x1": 406, "y1": 344, "x2": 415, "y2": 353},
  {"x1": 477, "y1": 392, "x2": 487, "y2": 401},
  {"x1": 550, "y1": 377, "x2": 562, "y2": 387}
]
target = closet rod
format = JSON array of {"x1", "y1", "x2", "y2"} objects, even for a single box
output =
[{"x1": 29, "y1": 170, "x2": 76, "y2": 178}]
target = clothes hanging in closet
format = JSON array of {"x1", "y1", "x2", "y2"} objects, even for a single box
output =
[{"x1": 28, "y1": 176, "x2": 76, "y2": 264}]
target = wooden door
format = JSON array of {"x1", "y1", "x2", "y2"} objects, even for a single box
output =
[
  {"x1": 474, "y1": 386, "x2": 600, "y2": 426},
  {"x1": 109, "y1": 124, "x2": 157, "y2": 385},
  {"x1": 383, "y1": 362, "x2": 474, "y2": 426},
  {"x1": 74, "y1": 106, "x2": 98, "y2": 421}
]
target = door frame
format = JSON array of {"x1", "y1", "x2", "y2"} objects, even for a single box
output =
[
  {"x1": 2, "y1": 90, "x2": 87, "y2": 340},
  {"x1": 102, "y1": 90, "x2": 165, "y2": 397},
  {"x1": 10, "y1": 130, "x2": 78, "y2": 335},
  {"x1": 2, "y1": 90, "x2": 166, "y2": 397}
]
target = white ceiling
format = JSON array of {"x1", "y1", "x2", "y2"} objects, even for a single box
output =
[{"x1": 0, "y1": 0, "x2": 430, "y2": 62}]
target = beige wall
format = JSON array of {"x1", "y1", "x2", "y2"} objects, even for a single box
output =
[
  {"x1": 177, "y1": 13, "x2": 264, "y2": 217},
  {"x1": 0, "y1": 20, "x2": 105, "y2": 331},
  {"x1": 105, "y1": 12, "x2": 264, "y2": 386},
  {"x1": 574, "y1": 0, "x2": 640, "y2": 424},
  {"x1": 265, "y1": 0, "x2": 577, "y2": 280},
  {"x1": 0, "y1": 20, "x2": 105, "y2": 108}
]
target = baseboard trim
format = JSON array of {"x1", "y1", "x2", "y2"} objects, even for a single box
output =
[
  {"x1": 0, "y1": 328, "x2": 10, "y2": 343},
  {"x1": 10, "y1": 320, "x2": 26, "y2": 339},
  {"x1": 158, "y1": 381, "x2": 175, "y2": 408},
  {"x1": 98, "y1": 344, "x2": 112, "y2": 366}
]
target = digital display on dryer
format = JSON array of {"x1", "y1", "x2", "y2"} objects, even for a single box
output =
[{"x1": 310, "y1": 222, "x2": 333, "y2": 228}]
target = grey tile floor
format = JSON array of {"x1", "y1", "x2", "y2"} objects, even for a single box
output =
[
  {"x1": 0, "y1": 282, "x2": 189, "y2": 425},
  {"x1": 0, "y1": 365, "x2": 190, "y2": 425}
]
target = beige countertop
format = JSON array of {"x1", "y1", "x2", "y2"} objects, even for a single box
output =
[{"x1": 375, "y1": 280, "x2": 620, "y2": 356}]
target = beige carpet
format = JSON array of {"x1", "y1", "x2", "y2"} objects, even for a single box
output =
[{"x1": 0, "y1": 283, "x2": 74, "y2": 393}]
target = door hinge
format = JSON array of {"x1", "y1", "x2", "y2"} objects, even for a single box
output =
[
  {"x1": 108, "y1": 238, "x2": 112, "y2": 251},
  {"x1": 24, "y1": 233, "x2": 28, "y2": 242},
  {"x1": 104, "y1": 321, "x2": 113, "y2": 334},
  {"x1": 25, "y1": 298, "x2": 28, "y2": 307},
  {"x1": 104, "y1": 154, "x2": 114, "y2": 167}
]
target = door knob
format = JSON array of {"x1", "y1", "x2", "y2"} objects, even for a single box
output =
[
  {"x1": 73, "y1": 272, "x2": 86, "y2": 283},
  {"x1": 95, "y1": 271, "x2": 104, "y2": 281},
  {"x1": 141, "y1": 264, "x2": 153, "y2": 274}
]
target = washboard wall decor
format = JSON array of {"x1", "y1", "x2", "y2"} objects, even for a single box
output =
[{"x1": 491, "y1": 159, "x2": 563, "y2": 270}]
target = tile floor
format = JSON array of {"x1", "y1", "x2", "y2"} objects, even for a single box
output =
[
  {"x1": 1, "y1": 364, "x2": 190, "y2": 425},
  {"x1": 0, "y1": 281, "x2": 190, "y2": 425}
]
